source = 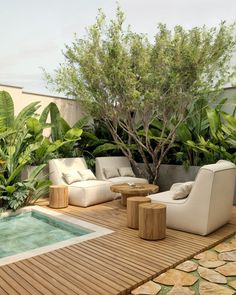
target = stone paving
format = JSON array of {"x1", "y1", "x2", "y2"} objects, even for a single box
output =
[{"x1": 130, "y1": 234, "x2": 236, "y2": 295}]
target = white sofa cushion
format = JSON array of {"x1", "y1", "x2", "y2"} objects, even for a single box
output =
[
  {"x1": 78, "y1": 169, "x2": 96, "y2": 180},
  {"x1": 170, "y1": 181, "x2": 194, "y2": 200},
  {"x1": 217, "y1": 160, "x2": 236, "y2": 167},
  {"x1": 103, "y1": 167, "x2": 120, "y2": 179},
  {"x1": 95, "y1": 156, "x2": 148, "y2": 184},
  {"x1": 68, "y1": 180, "x2": 114, "y2": 207},
  {"x1": 49, "y1": 158, "x2": 116, "y2": 207},
  {"x1": 62, "y1": 170, "x2": 82, "y2": 184},
  {"x1": 149, "y1": 191, "x2": 187, "y2": 204},
  {"x1": 118, "y1": 167, "x2": 135, "y2": 177}
]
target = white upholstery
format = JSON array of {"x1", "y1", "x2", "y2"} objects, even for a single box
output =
[
  {"x1": 49, "y1": 158, "x2": 115, "y2": 207},
  {"x1": 96, "y1": 156, "x2": 148, "y2": 184},
  {"x1": 149, "y1": 161, "x2": 236, "y2": 236}
]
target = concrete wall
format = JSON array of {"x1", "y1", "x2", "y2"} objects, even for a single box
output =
[
  {"x1": 218, "y1": 87, "x2": 236, "y2": 116},
  {"x1": 0, "y1": 84, "x2": 84, "y2": 126}
]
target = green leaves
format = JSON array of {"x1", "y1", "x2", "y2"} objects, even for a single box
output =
[
  {"x1": 26, "y1": 117, "x2": 43, "y2": 136},
  {"x1": 0, "y1": 91, "x2": 14, "y2": 129},
  {"x1": 64, "y1": 128, "x2": 83, "y2": 140},
  {"x1": 206, "y1": 107, "x2": 221, "y2": 139},
  {"x1": 92, "y1": 143, "x2": 121, "y2": 155},
  {"x1": 44, "y1": 7, "x2": 236, "y2": 182}
]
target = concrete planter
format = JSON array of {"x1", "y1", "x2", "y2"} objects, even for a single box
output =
[
  {"x1": 136, "y1": 163, "x2": 200, "y2": 191},
  {"x1": 158, "y1": 164, "x2": 200, "y2": 192},
  {"x1": 21, "y1": 165, "x2": 49, "y2": 181}
]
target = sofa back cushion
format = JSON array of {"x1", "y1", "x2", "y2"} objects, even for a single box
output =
[
  {"x1": 103, "y1": 167, "x2": 120, "y2": 179},
  {"x1": 96, "y1": 156, "x2": 131, "y2": 180},
  {"x1": 62, "y1": 170, "x2": 82, "y2": 184},
  {"x1": 118, "y1": 167, "x2": 135, "y2": 177},
  {"x1": 78, "y1": 169, "x2": 96, "y2": 180},
  {"x1": 170, "y1": 181, "x2": 194, "y2": 200},
  {"x1": 49, "y1": 158, "x2": 88, "y2": 185}
]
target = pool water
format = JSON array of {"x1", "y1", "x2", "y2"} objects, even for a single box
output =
[{"x1": 0, "y1": 211, "x2": 92, "y2": 258}]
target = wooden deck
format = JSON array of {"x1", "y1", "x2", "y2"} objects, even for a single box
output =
[{"x1": 1, "y1": 200, "x2": 236, "y2": 295}]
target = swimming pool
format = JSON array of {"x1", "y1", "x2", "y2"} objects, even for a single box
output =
[{"x1": 0, "y1": 206, "x2": 113, "y2": 266}]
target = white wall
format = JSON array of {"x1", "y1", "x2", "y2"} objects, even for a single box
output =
[{"x1": 0, "y1": 84, "x2": 85, "y2": 126}]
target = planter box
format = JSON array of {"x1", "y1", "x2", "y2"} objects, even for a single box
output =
[
  {"x1": 158, "y1": 164, "x2": 199, "y2": 191},
  {"x1": 21, "y1": 165, "x2": 49, "y2": 181}
]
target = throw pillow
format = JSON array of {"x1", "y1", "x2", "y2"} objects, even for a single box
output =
[
  {"x1": 103, "y1": 167, "x2": 120, "y2": 179},
  {"x1": 118, "y1": 167, "x2": 135, "y2": 177},
  {"x1": 170, "y1": 181, "x2": 194, "y2": 200},
  {"x1": 78, "y1": 169, "x2": 96, "y2": 180},
  {"x1": 62, "y1": 170, "x2": 82, "y2": 184}
]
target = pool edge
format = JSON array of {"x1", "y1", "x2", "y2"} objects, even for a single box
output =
[{"x1": 0, "y1": 205, "x2": 113, "y2": 267}]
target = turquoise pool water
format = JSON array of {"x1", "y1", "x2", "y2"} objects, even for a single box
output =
[{"x1": 0, "y1": 211, "x2": 92, "y2": 258}]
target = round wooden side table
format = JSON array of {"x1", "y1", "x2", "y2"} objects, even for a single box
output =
[
  {"x1": 49, "y1": 185, "x2": 68, "y2": 209},
  {"x1": 139, "y1": 203, "x2": 166, "y2": 240},
  {"x1": 110, "y1": 183, "x2": 159, "y2": 206},
  {"x1": 127, "y1": 197, "x2": 151, "y2": 229}
]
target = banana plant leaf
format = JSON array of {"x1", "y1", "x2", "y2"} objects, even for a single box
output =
[{"x1": 0, "y1": 91, "x2": 14, "y2": 129}]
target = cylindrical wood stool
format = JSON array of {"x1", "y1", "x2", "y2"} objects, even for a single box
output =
[
  {"x1": 127, "y1": 197, "x2": 151, "y2": 229},
  {"x1": 139, "y1": 203, "x2": 166, "y2": 240},
  {"x1": 49, "y1": 185, "x2": 68, "y2": 209}
]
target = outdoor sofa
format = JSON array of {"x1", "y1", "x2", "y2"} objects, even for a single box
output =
[
  {"x1": 96, "y1": 156, "x2": 148, "y2": 184},
  {"x1": 49, "y1": 157, "x2": 115, "y2": 207},
  {"x1": 149, "y1": 160, "x2": 236, "y2": 235}
]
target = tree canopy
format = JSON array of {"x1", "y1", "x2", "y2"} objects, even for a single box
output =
[{"x1": 45, "y1": 7, "x2": 236, "y2": 183}]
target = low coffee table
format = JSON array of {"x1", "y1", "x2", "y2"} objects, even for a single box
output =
[{"x1": 110, "y1": 183, "x2": 159, "y2": 206}]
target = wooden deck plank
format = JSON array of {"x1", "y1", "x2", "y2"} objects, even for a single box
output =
[
  {"x1": 16, "y1": 260, "x2": 68, "y2": 295},
  {"x1": 26, "y1": 257, "x2": 88, "y2": 295},
  {"x1": 35, "y1": 253, "x2": 117, "y2": 295},
  {"x1": 0, "y1": 267, "x2": 26, "y2": 295},
  {"x1": 3, "y1": 265, "x2": 42, "y2": 295},
  {"x1": 1, "y1": 200, "x2": 236, "y2": 295},
  {"x1": 61, "y1": 246, "x2": 138, "y2": 286}
]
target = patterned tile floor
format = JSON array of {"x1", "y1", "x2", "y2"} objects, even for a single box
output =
[{"x1": 131, "y1": 234, "x2": 236, "y2": 295}]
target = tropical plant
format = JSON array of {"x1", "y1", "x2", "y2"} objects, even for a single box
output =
[
  {"x1": 32, "y1": 102, "x2": 84, "y2": 162},
  {"x1": 45, "y1": 6, "x2": 236, "y2": 183},
  {"x1": 186, "y1": 103, "x2": 236, "y2": 163},
  {"x1": 0, "y1": 91, "x2": 51, "y2": 210},
  {"x1": 0, "y1": 164, "x2": 50, "y2": 211}
]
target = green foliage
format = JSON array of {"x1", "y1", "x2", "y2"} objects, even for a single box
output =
[
  {"x1": 45, "y1": 6, "x2": 236, "y2": 183},
  {"x1": 186, "y1": 103, "x2": 236, "y2": 163},
  {"x1": 28, "y1": 102, "x2": 83, "y2": 165},
  {"x1": 0, "y1": 165, "x2": 51, "y2": 211},
  {"x1": 0, "y1": 91, "x2": 51, "y2": 210}
]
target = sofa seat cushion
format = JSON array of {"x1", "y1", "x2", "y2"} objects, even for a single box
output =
[
  {"x1": 69, "y1": 180, "x2": 109, "y2": 188},
  {"x1": 108, "y1": 176, "x2": 148, "y2": 184},
  {"x1": 149, "y1": 191, "x2": 187, "y2": 204},
  {"x1": 68, "y1": 180, "x2": 115, "y2": 207}
]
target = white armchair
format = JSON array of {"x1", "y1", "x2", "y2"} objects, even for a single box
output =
[
  {"x1": 96, "y1": 156, "x2": 148, "y2": 184},
  {"x1": 149, "y1": 161, "x2": 236, "y2": 235},
  {"x1": 49, "y1": 158, "x2": 115, "y2": 207}
]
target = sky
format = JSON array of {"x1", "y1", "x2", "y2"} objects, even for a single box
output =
[{"x1": 1, "y1": 0, "x2": 236, "y2": 96}]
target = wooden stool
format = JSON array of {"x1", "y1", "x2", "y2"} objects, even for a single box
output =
[
  {"x1": 49, "y1": 185, "x2": 68, "y2": 209},
  {"x1": 127, "y1": 197, "x2": 151, "y2": 229},
  {"x1": 139, "y1": 203, "x2": 166, "y2": 240}
]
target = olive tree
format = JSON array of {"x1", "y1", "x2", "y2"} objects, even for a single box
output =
[{"x1": 45, "y1": 7, "x2": 236, "y2": 183}]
